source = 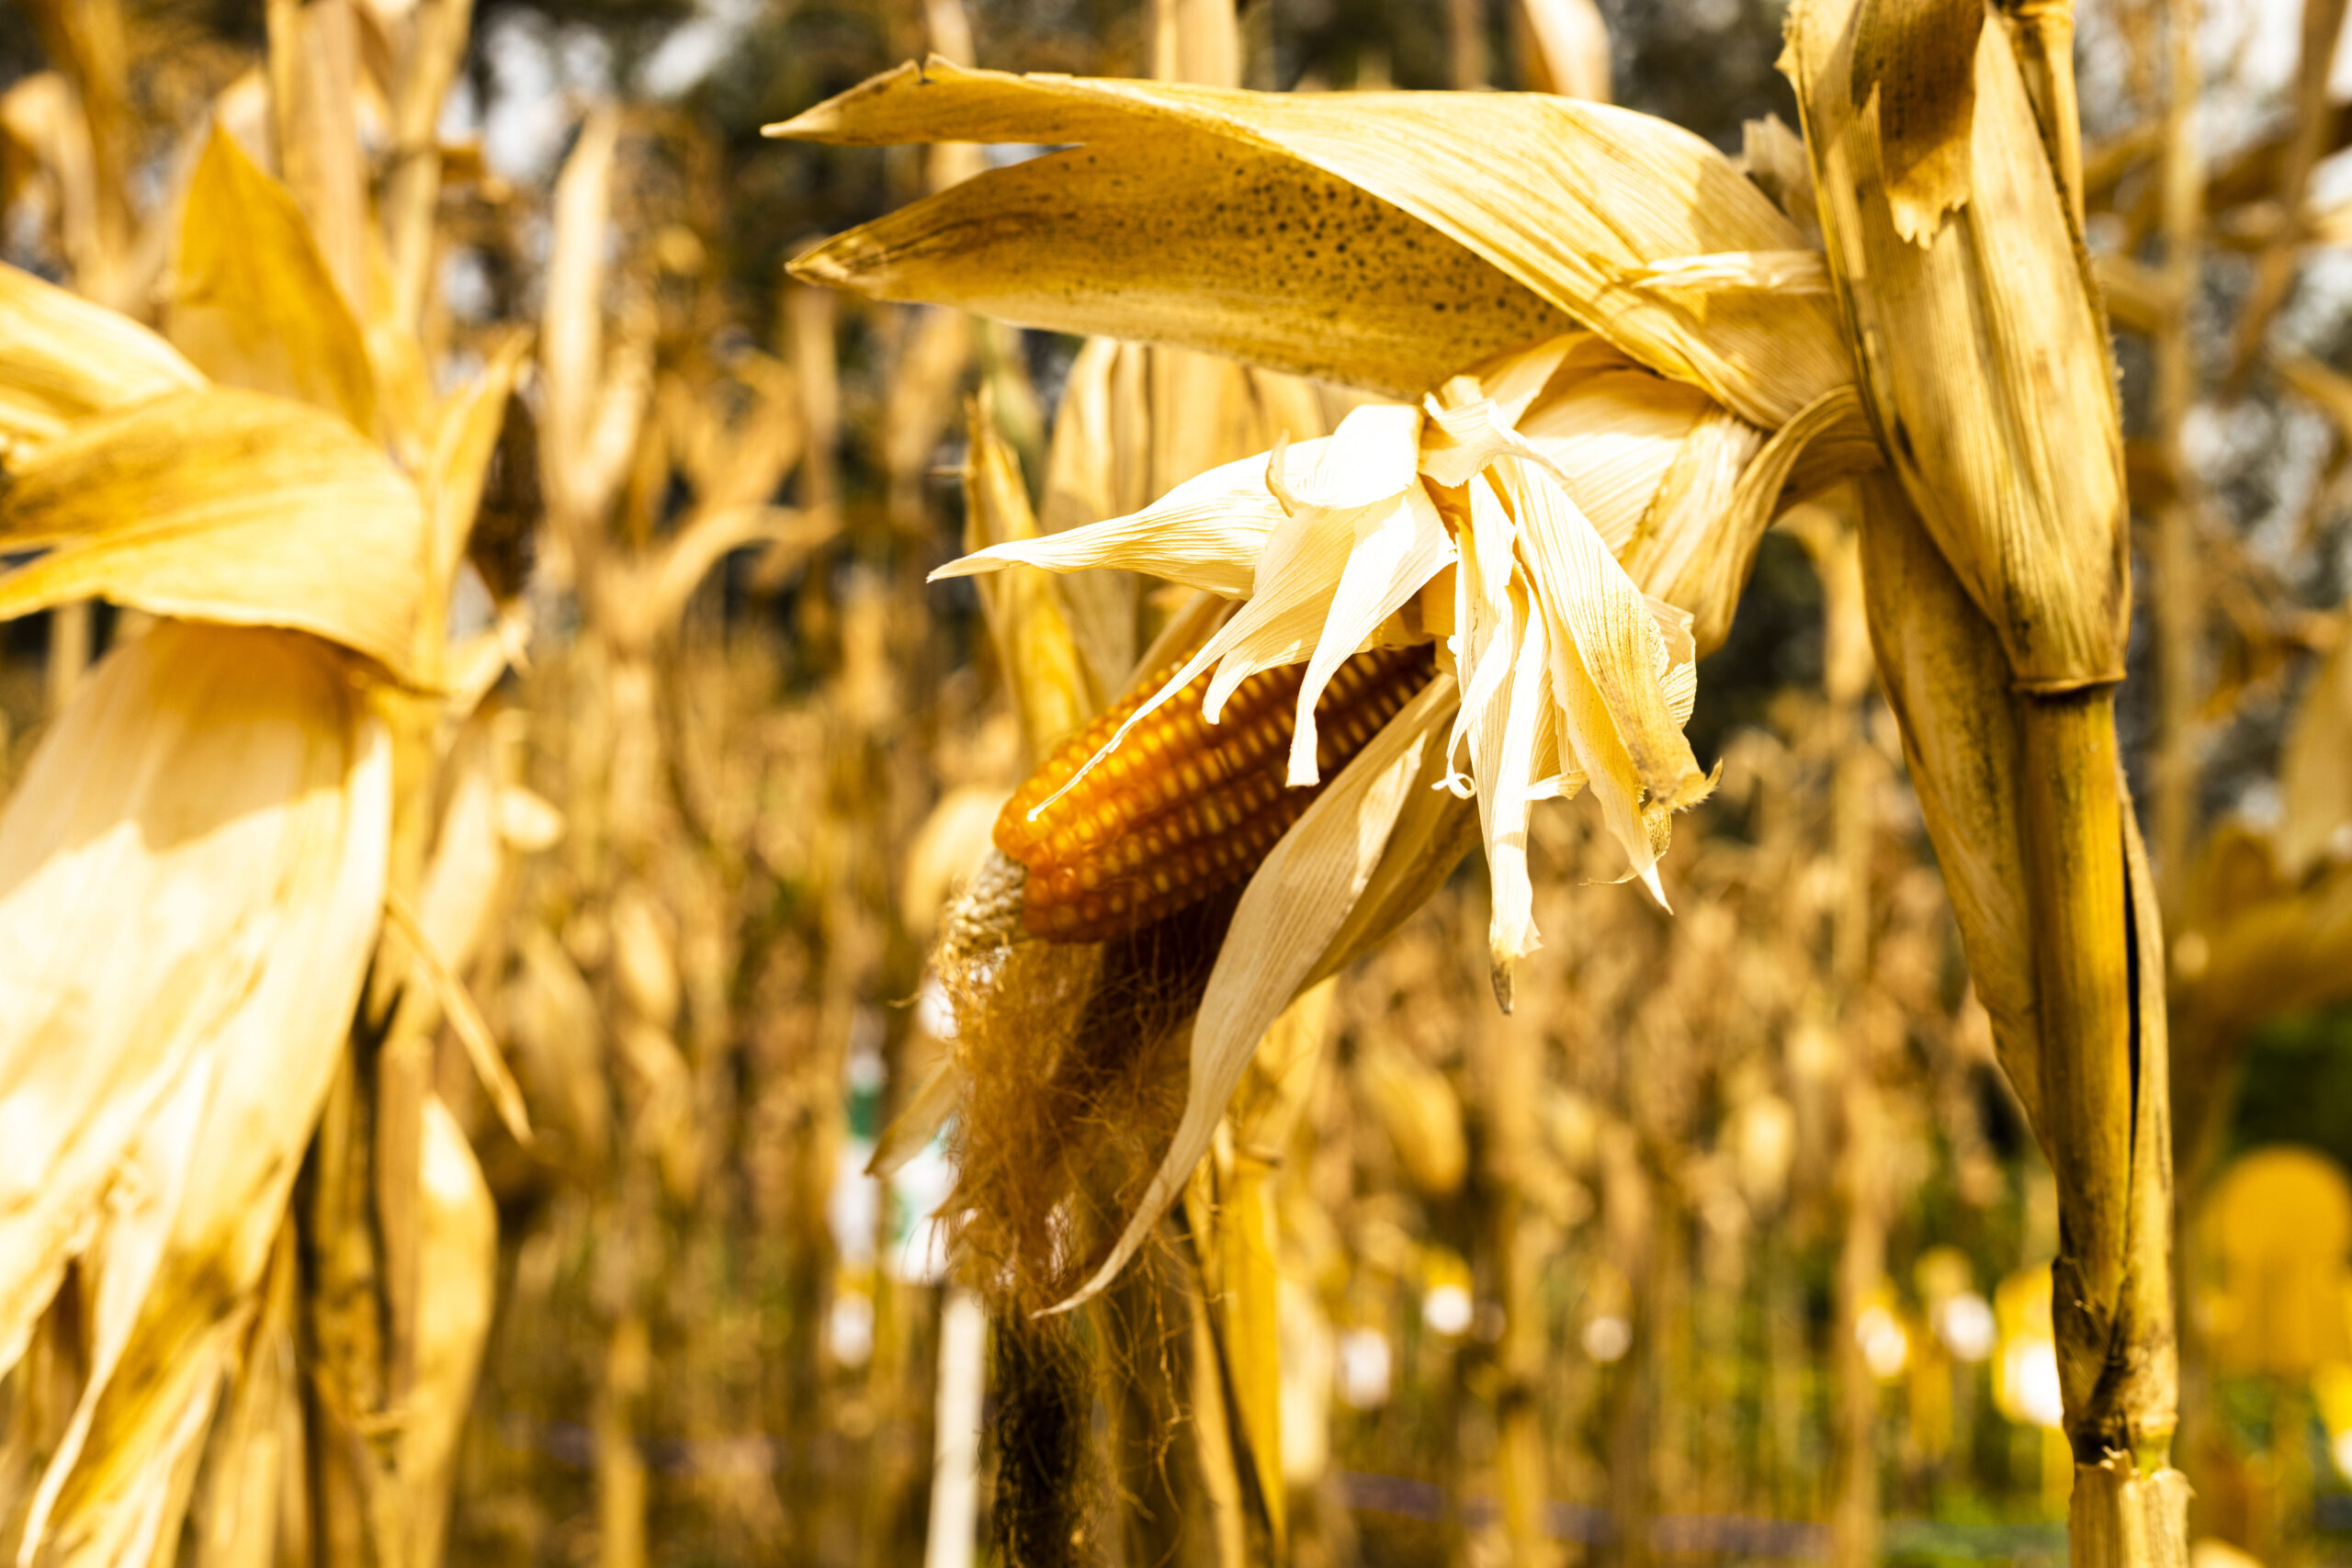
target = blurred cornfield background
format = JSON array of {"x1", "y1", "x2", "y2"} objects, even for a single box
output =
[{"x1": 7, "y1": 0, "x2": 2352, "y2": 1565}]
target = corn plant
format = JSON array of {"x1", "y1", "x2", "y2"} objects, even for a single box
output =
[{"x1": 773, "y1": 4, "x2": 2189, "y2": 1559}]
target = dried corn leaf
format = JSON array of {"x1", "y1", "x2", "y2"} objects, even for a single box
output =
[
  {"x1": 0, "y1": 387, "x2": 428, "y2": 681},
  {"x1": 1359, "y1": 1042, "x2": 1469, "y2": 1196},
  {"x1": 772, "y1": 59, "x2": 1850, "y2": 425},
  {"x1": 0, "y1": 263, "x2": 202, "y2": 457},
  {"x1": 509, "y1": 925, "x2": 611, "y2": 1164},
  {"x1": 169, "y1": 128, "x2": 376, "y2": 438},
  {"x1": 186, "y1": 1223, "x2": 299, "y2": 1568},
  {"x1": 541, "y1": 108, "x2": 618, "y2": 504},
  {"x1": 424, "y1": 329, "x2": 530, "y2": 604},
  {"x1": 1037, "y1": 336, "x2": 1141, "y2": 694},
  {"x1": 0, "y1": 623, "x2": 390, "y2": 1568}
]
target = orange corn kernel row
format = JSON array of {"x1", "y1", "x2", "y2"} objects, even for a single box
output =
[{"x1": 996, "y1": 643, "x2": 1437, "y2": 942}]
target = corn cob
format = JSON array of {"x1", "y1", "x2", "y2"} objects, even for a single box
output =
[{"x1": 998, "y1": 643, "x2": 1436, "y2": 941}]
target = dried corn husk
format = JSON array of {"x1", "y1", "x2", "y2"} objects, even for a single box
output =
[
  {"x1": 1789, "y1": 0, "x2": 2127, "y2": 693},
  {"x1": 1036, "y1": 337, "x2": 1145, "y2": 694},
  {"x1": 185, "y1": 1222, "x2": 300, "y2": 1568},
  {"x1": 1358, "y1": 1042, "x2": 1470, "y2": 1198},
  {"x1": 0, "y1": 622, "x2": 390, "y2": 1568},
  {"x1": 963, "y1": 390, "x2": 1100, "y2": 755},
  {"x1": 770, "y1": 59, "x2": 1850, "y2": 424},
  {"x1": 0, "y1": 263, "x2": 201, "y2": 457},
  {"x1": 2278, "y1": 626, "x2": 2352, "y2": 878},
  {"x1": 0, "y1": 387, "x2": 429, "y2": 682}
]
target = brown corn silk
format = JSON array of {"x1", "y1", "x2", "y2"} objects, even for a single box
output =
[{"x1": 998, "y1": 643, "x2": 1437, "y2": 941}]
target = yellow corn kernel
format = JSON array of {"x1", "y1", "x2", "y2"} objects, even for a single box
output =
[{"x1": 996, "y1": 644, "x2": 1436, "y2": 942}]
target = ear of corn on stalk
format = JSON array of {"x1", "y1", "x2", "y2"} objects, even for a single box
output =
[
  {"x1": 1062, "y1": 671, "x2": 1459, "y2": 1305},
  {"x1": 785, "y1": 57, "x2": 1893, "y2": 1305},
  {"x1": 997, "y1": 643, "x2": 1435, "y2": 942}
]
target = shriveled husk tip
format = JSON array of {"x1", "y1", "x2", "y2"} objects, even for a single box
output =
[
  {"x1": 0, "y1": 622, "x2": 390, "y2": 1566},
  {"x1": 1788, "y1": 0, "x2": 2128, "y2": 691}
]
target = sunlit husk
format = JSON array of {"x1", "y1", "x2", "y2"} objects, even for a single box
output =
[
  {"x1": 0, "y1": 264, "x2": 202, "y2": 456},
  {"x1": 0, "y1": 388, "x2": 429, "y2": 682},
  {"x1": 0, "y1": 622, "x2": 390, "y2": 1568},
  {"x1": 770, "y1": 58, "x2": 1850, "y2": 423}
]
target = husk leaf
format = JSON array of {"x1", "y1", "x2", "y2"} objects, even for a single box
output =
[
  {"x1": 772, "y1": 59, "x2": 1850, "y2": 425},
  {"x1": 1789, "y1": 0, "x2": 2128, "y2": 689},
  {"x1": 0, "y1": 263, "x2": 202, "y2": 456},
  {"x1": 0, "y1": 623, "x2": 390, "y2": 1568},
  {"x1": 0, "y1": 387, "x2": 428, "y2": 682}
]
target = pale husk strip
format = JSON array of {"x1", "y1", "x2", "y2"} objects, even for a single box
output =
[
  {"x1": 962, "y1": 389, "x2": 1101, "y2": 756},
  {"x1": 770, "y1": 58, "x2": 1851, "y2": 424},
  {"x1": 0, "y1": 623, "x2": 390, "y2": 1568},
  {"x1": 1057, "y1": 673, "x2": 1459, "y2": 1308},
  {"x1": 0, "y1": 263, "x2": 202, "y2": 454},
  {"x1": 0, "y1": 387, "x2": 428, "y2": 682}
]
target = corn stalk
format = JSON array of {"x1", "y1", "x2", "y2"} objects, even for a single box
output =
[{"x1": 1789, "y1": 0, "x2": 2187, "y2": 1558}]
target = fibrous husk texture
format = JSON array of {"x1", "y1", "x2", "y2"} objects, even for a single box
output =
[{"x1": 938, "y1": 876, "x2": 1238, "y2": 1316}]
